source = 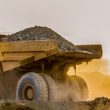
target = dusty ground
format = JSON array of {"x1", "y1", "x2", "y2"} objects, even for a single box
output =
[
  {"x1": 0, "y1": 100, "x2": 33, "y2": 110},
  {"x1": 0, "y1": 97, "x2": 110, "y2": 110}
]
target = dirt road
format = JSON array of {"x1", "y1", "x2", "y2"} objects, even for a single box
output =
[{"x1": 0, "y1": 97, "x2": 110, "y2": 110}]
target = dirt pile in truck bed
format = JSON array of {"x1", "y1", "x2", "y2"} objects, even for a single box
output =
[
  {"x1": 5, "y1": 26, "x2": 76, "y2": 51},
  {"x1": 0, "y1": 97, "x2": 110, "y2": 110}
]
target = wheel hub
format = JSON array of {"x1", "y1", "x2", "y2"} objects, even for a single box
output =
[
  {"x1": 23, "y1": 85, "x2": 34, "y2": 100},
  {"x1": 27, "y1": 87, "x2": 33, "y2": 100}
]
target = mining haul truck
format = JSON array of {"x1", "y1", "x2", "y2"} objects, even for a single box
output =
[{"x1": 0, "y1": 26, "x2": 102, "y2": 102}]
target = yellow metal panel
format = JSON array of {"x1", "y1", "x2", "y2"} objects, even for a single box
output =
[
  {"x1": 2, "y1": 61, "x2": 20, "y2": 72},
  {"x1": 0, "y1": 40, "x2": 58, "y2": 52},
  {"x1": 1, "y1": 52, "x2": 48, "y2": 71},
  {"x1": 0, "y1": 40, "x2": 60, "y2": 71},
  {"x1": 0, "y1": 52, "x2": 47, "y2": 61},
  {"x1": 1, "y1": 52, "x2": 40, "y2": 61}
]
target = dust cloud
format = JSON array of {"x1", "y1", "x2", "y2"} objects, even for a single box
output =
[
  {"x1": 68, "y1": 59, "x2": 110, "y2": 100},
  {"x1": 56, "y1": 79, "x2": 82, "y2": 102}
]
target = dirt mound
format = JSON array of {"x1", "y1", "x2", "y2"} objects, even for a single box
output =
[
  {"x1": 1, "y1": 97, "x2": 110, "y2": 110},
  {"x1": 5, "y1": 26, "x2": 75, "y2": 51},
  {"x1": 0, "y1": 100, "x2": 33, "y2": 110},
  {"x1": 22, "y1": 97, "x2": 110, "y2": 110},
  {"x1": 89, "y1": 97, "x2": 110, "y2": 110}
]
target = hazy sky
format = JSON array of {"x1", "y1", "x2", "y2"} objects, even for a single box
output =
[{"x1": 0, "y1": 0, "x2": 110, "y2": 59}]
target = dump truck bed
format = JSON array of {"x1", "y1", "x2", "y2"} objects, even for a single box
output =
[{"x1": 0, "y1": 40, "x2": 102, "y2": 72}]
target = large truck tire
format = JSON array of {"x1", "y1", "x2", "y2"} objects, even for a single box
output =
[
  {"x1": 41, "y1": 74, "x2": 57, "y2": 101},
  {"x1": 68, "y1": 75, "x2": 89, "y2": 101},
  {"x1": 66, "y1": 76, "x2": 82, "y2": 102},
  {"x1": 16, "y1": 72, "x2": 48, "y2": 101},
  {"x1": 55, "y1": 76, "x2": 82, "y2": 102},
  {"x1": 74, "y1": 75, "x2": 89, "y2": 100}
]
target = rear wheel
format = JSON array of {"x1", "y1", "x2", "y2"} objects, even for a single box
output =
[
  {"x1": 74, "y1": 75, "x2": 89, "y2": 100},
  {"x1": 16, "y1": 72, "x2": 48, "y2": 101},
  {"x1": 67, "y1": 75, "x2": 88, "y2": 101},
  {"x1": 41, "y1": 74, "x2": 58, "y2": 101}
]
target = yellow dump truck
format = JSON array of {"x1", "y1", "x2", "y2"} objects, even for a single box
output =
[{"x1": 0, "y1": 27, "x2": 102, "y2": 102}]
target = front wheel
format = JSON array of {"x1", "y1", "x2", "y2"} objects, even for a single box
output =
[{"x1": 16, "y1": 72, "x2": 48, "y2": 101}]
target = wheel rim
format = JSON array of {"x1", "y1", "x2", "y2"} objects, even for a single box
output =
[{"x1": 23, "y1": 85, "x2": 34, "y2": 100}]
